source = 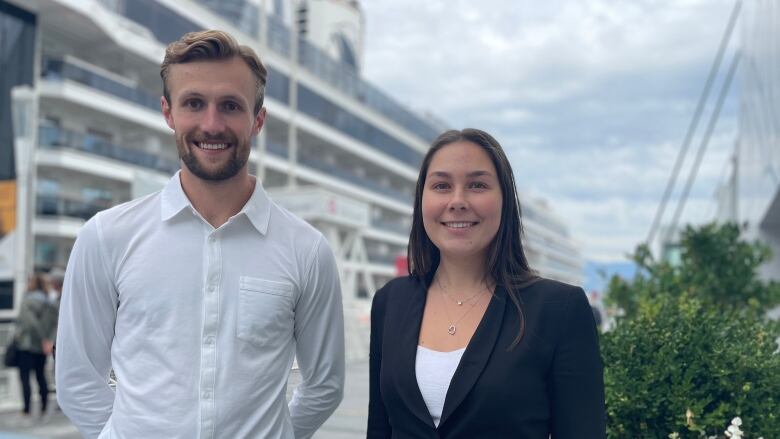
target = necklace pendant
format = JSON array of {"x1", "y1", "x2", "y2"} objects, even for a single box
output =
[
  {"x1": 457, "y1": 301, "x2": 463, "y2": 306},
  {"x1": 448, "y1": 325, "x2": 456, "y2": 335}
]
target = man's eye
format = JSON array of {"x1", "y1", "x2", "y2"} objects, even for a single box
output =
[
  {"x1": 223, "y1": 102, "x2": 239, "y2": 112},
  {"x1": 185, "y1": 99, "x2": 203, "y2": 110}
]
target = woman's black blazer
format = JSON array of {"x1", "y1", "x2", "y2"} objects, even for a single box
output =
[{"x1": 367, "y1": 275, "x2": 606, "y2": 439}]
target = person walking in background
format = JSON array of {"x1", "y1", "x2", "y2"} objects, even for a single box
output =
[
  {"x1": 45, "y1": 267, "x2": 65, "y2": 351},
  {"x1": 56, "y1": 30, "x2": 344, "y2": 439},
  {"x1": 15, "y1": 273, "x2": 56, "y2": 419},
  {"x1": 367, "y1": 129, "x2": 606, "y2": 438},
  {"x1": 45, "y1": 267, "x2": 65, "y2": 402},
  {"x1": 46, "y1": 267, "x2": 65, "y2": 305}
]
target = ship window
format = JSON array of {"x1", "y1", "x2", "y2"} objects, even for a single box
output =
[
  {"x1": 334, "y1": 34, "x2": 357, "y2": 69},
  {"x1": 0, "y1": 281, "x2": 12, "y2": 310},
  {"x1": 34, "y1": 241, "x2": 58, "y2": 269},
  {"x1": 37, "y1": 178, "x2": 59, "y2": 195},
  {"x1": 297, "y1": 84, "x2": 423, "y2": 167},
  {"x1": 123, "y1": 0, "x2": 202, "y2": 45},
  {"x1": 273, "y1": 0, "x2": 284, "y2": 18},
  {"x1": 266, "y1": 67, "x2": 290, "y2": 104}
]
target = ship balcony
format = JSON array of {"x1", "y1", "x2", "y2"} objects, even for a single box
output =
[
  {"x1": 365, "y1": 251, "x2": 402, "y2": 265},
  {"x1": 297, "y1": 154, "x2": 413, "y2": 205},
  {"x1": 39, "y1": 57, "x2": 169, "y2": 133},
  {"x1": 369, "y1": 218, "x2": 410, "y2": 237},
  {"x1": 42, "y1": 57, "x2": 160, "y2": 113},
  {"x1": 264, "y1": 14, "x2": 441, "y2": 144},
  {"x1": 36, "y1": 194, "x2": 111, "y2": 222},
  {"x1": 32, "y1": 192, "x2": 120, "y2": 240},
  {"x1": 261, "y1": 143, "x2": 413, "y2": 215},
  {"x1": 266, "y1": 140, "x2": 413, "y2": 204},
  {"x1": 39, "y1": 125, "x2": 179, "y2": 176}
]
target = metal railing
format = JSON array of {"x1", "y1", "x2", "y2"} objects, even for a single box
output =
[
  {"x1": 267, "y1": 14, "x2": 291, "y2": 57},
  {"x1": 293, "y1": 38, "x2": 441, "y2": 143},
  {"x1": 265, "y1": 139, "x2": 289, "y2": 158},
  {"x1": 36, "y1": 194, "x2": 111, "y2": 221},
  {"x1": 366, "y1": 252, "x2": 400, "y2": 264},
  {"x1": 296, "y1": 154, "x2": 413, "y2": 204},
  {"x1": 42, "y1": 57, "x2": 160, "y2": 113},
  {"x1": 39, "y1": 125, "x2": 179, "y2": 175},
  {"x1": 370, "y1": 218, "x2": 410, "y2": 236}
]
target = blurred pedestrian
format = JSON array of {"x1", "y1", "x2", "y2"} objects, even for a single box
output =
[
  {"x1": 45, "y1": 266, "x2": 65, "y2": 402},
  {"x1": 15, "y1": 273, "x2": 56, "y2": 418},
  {"x1": 44, "y1": 267, "x2": 64, "y2": 354},
  {"x1": 368, "y1": 129, "x2": 606, "y2": 438},
  {"x1": 46, "y1": 267, "x2": 65, "y2": 304}
]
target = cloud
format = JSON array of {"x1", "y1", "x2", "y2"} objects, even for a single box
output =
[{"x1": 362, "y1": 0, "x2": 740, "y2": 262}]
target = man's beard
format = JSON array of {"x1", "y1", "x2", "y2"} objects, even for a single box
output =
[{"x1": 177, "y1": 132, "x2": 249, "y2": 181}]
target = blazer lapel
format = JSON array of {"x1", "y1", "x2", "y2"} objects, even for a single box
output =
[
  {"x1": 438, "y1": 285, "x2": 508, "y2": 427},
  {"x1": 393, "y1": 277, "x2": 437, "y2": 428}
]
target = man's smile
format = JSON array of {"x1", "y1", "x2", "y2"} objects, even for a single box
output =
[{"x1": 195, "y1": 141, "x2": 230, "y2": 150}]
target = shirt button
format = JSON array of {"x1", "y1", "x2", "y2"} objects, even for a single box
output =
[
  {"x1": 208, "y1": 235, "x2": 216, "y2": 242},
  {"x1": 203, "y1": 392, "x2": 211, "y2": 399},
  {"x1": 204, "y1": 336, "x2": 214, "y2": 345}
]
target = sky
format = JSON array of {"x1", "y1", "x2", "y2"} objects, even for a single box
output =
[{"x1": 360, "y1": 0, "x2": 741, "y2": 264}]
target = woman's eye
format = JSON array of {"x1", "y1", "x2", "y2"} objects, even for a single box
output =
[
  {"x1": 469, "y1": 182, "x2": 488, "y2": 189},
  {"x1": 431, "y1": 182, "x2": 449, "y2": 190}
]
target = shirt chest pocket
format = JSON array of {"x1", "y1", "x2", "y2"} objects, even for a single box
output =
[{"x1": 237, "y1": 276, "x2": 295, "y2": 348}]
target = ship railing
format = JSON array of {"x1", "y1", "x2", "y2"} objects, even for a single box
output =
[
  {"x1": 35, "y1": 194, "x2": 112, "y2": 222},
  {"x1": 369, "y1": 218, "x2": 410, "y2": 236},
  {"x1": 265, "y1": 14, "x2": 441, "y2": 143},
  {"x1": 38, "y1": 125, "x2": 179, "y2": 175},
  {"x1": 41, "y1": 57, "x2": 160, "y2": 113},
  {"x1": 297, "y1": 154, "x2": 413, "y2": 204}
]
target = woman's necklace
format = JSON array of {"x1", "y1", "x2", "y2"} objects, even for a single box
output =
[
  {"x1": 436, "y1": 275, "x2": 486, "y2": 306},
  {"x1": 435, "y1": 276, "x2": 488, "y2": 335}
]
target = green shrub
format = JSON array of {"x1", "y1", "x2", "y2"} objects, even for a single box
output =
[
  {"x1": 602, "y1": 223, "x2": 780, "y2": 438},
  {"x1": 602, "y1": 293, "x2": 779, "y2": 438}
]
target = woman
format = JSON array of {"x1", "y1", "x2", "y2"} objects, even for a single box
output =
[
  {"x1": 367, "y1": 129, "x2": 605, "y2": 438},
  {"x1": 15, "y1": 273, "x2": 56, "y2": 417}
]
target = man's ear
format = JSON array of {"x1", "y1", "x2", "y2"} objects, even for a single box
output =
[
  {"x1": 161, "y1": 96, "x2": 175, "y2": 130},
  {"x1": 252, "y1": 107, "x2": 267, "y2": 135}
]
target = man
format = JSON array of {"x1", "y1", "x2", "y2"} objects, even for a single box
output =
[{"x1": 56, "y1": 30, "x2": 345, "y2": 439}]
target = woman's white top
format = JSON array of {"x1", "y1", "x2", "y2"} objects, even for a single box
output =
[{"x1": 415, "y1": 345, "x2": 467, "y2": 427}]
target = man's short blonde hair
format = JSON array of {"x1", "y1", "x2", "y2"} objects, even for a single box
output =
[{"x1": 160, "y1": 30, "x2": 267, "y2": 115}]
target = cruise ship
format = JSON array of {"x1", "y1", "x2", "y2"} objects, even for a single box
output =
[{"x1": 0, "y1": 0, "x2": 583, "y2": 410}]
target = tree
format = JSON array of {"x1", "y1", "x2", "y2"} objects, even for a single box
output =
[{"x1": 605, "y1": 223, "x2": 780, "y2": 317}]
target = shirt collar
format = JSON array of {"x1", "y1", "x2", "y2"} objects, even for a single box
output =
[
  {"x1": 240, "y1": 181, "x2": 271, "y2": 235},
  {"x1": 160, "y1": 172, "x2": 271, "y2": 235},
  {"x1": 160, "y1": 171, "x2": 191, "y2": 222}
]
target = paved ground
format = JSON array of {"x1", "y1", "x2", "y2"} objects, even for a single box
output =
[{"x1": 0, "y1": 361, "x2": 369, "y2": 439}]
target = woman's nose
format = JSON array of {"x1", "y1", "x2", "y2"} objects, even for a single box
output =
[{"x1": 447, "y1": 190, "x2": 467, "y2": 211}]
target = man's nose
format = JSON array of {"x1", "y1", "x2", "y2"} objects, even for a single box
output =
[{"x1": 200, "y1": 106, "x2": 226, "y2": 135}]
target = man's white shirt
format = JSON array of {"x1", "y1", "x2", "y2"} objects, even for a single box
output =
[{"x1": 56, "y1": 172, "x2": 345, "y2": 439}]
